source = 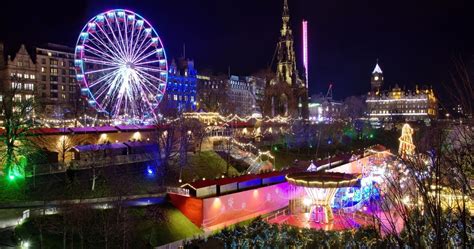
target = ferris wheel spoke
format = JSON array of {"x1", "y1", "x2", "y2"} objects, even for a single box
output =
[
  {"x1": 97, "y1": 72, "x2": 123, "y2": 109},
  {"x1": 134, "y1": 70, "x2": 161, "y2": 93},
  {"x1": 134, "y1": 49, "x2": 159, "y2": 64},
  {"x1": 95, "y1": 20, "x2": 127, "y2": 59},
  {"x1": 90, "y1": 26, "x2": 124, "y2": 60},
  {"x1": 129, "y1": 27, "x2": 144, "y2": 62},
  {"x1": 114, "y1": 15, "x2": 130, "y2": 62},
  {"x1": 135, "y1": 59, "x2": 164, "y2": 67},
  {"x1": 84, "y1": 65, "x2": 120, "y2": 75},
  {"x1": 84, "y1": 40, "x2": 124, "y2": 64},
  {"x1": 88, "y1": 69, "x2": 119, "y2": 88},
  {"x1": 83, "y1": 56, "x2": 120, "y2": 67},
  {"x1": 131, "y1": 32, "x2": 150, "y2": 62},
  {"x1": 102, "y1": 18, "x2": 128, "y2": 60},
  {"x1": 132, "y1": 41, "x2": 153, "y2": 63},
  {"x1": 124, "y1": 15, "x2": 131, "y2": 59},
  {"x1": 83, "y1": 44, "x2": 120, "y2": 64},
  {"x1": 88, "y1": 32, "x2": 125, "y2": 64},
  {"x1": 135, "y1": 65, "x2": 166, "y2": 74},
  {"x1": 135, "y1": 67, "x2": 167, "y2": 84}
]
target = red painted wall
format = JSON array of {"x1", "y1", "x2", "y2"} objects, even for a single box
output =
[
  {"x1": 169, "y1": 194, "x2": 203, "y2": 227},
  {"x1": 201, "y1": 182, "x2": 299, "y2": 230}
]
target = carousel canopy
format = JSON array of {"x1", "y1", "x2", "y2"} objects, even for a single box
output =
[{"x1": 286, "y1": 172, "x2": 360, "y2": 188}]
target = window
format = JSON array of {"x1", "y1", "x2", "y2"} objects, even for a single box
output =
[
  {"x1": 173, "y1": 94, "x2": 177, "y2": 101},
  {"x1": 24, "y1": 74, "x2": 29, "y2": 79},
  {"x1": 50, "y1": 76, "x2": 58, "y2": 81},
  {"x1": 61, "y1": 85, "x2": 65, "y2": 91},
  {"x1": 69, "y1": 86, "x2": 75, "y2": 92},
  {"x1": 69, "y1": 69, "x2": 75, "y2": 75},
  {"x1": 17, "y1": 73, "x2": 23, "y2": 78},
  {"x1": 50, "y1": 68, "x2": 58, "y2": 75},
  {"x1": 17, "y1": 61, "x2": 23, "y2": 67},
  {"x1": 42, "y1": 84, "x2": 46, "y2": 90},
  {"x1": 24, "y1": 83, "x2": 34, "y2": 91},
  {"x1": 41, "y1": 67, "x2": 45, "y2": 72},
  {"x1": 51, "y1": 84, "x2": 58, "y2": 90},
  {"x1": 50, "y1": 59, "x2": 58, "y2": 66},
  {"x1": 61, "y1": 94, "x2": 66, "y2": 99},
  {"x1": 60, "y1": 61, "x2": 65, "y2": 67},
  {"x1": 69, "y1": 61, "x2": 74, "y2": 67},
  {"x1": 14, "y1": 94, "x2": 22, "y2": 102},
  {"x1": 25, "y1": 94, "x2": 34, "y2": 100},
  {"x1": 62, "y1": 69, "x2": 66, "y2": 75},
  {"x1": 11, "y1": 82, "x2": 22, "y2": 89},
  {"x1": 61, "y1": 77, "x2": 66, "y2": 83},
  {"x1": 30, "y1": 74, "x2": 36, "y2": 79},
  {"x1": 41, "y1": 58, "x2": 46, "y2": 64},
  {"x1": 41, "y1": 75, "x2": 47, "y2": 81},
  {"x1": 51, "y1": 92, "x2": 58, "y2": 98}
]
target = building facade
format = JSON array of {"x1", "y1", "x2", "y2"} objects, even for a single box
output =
[
  {"x1": 0, "y1": 44, "x2": 37, "y2": 106},
  {"x1": 263, "y1": 0, "x2": 308, "y2": 118},
  {"x1": 366, "y1": 62, "x2": 437, "y2": 123},
  {"x1": 308, "y1": 95, "x2": 344, "y2": 123},
  {"x1": 163, "y1": 58, "x2": 197, "y2": 114},
  {"x1": 35, "y1": 43, "x2": 81, "y2": 118}
]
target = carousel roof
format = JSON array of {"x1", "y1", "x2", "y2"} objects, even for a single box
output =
[{"x1": 286, "y1": 172, "x2": 360, "y2": 188}]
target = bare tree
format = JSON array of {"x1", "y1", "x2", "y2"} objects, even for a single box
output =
[{"x1": 0, "y1": 78, "x2": 39, "y2": 178}]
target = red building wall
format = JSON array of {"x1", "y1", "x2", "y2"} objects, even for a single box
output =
[{"x1": 168, "y1": 194, "x2": 203, "y2": 227}]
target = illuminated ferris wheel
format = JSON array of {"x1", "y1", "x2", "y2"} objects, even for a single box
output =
[{"x1": 74, "y1": 9, "x2": 168, "y2": 122}]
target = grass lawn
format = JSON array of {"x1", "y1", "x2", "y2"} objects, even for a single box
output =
[
  {"x1": 0, "y1": 151, "x2": 238, "y2": 202},
  {"x1": 173, "y1": 151, "x2": 239, "y2": 183},
  {"x1": 15, "y1": 202, "x2": 202, "y2": 248},
  {"x1": 147, "y1": 203, "x2": 202, "y2": 246}
]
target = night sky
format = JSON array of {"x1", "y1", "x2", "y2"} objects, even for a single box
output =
[{"x1": 1, "y1": 0, "x2": 472, "y2": 99}]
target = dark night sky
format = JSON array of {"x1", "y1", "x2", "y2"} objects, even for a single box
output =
[{"x1": 1, "y1": 0, "x2": 472, "y2": 99}]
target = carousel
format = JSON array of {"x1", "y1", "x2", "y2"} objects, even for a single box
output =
[{"x1": 286, "y1": 172, "x2": 361, "y2": 224}]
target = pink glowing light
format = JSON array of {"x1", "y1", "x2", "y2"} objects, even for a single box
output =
[{"x1": 302, "y1": 20, "x2": 308, "y2": 89}]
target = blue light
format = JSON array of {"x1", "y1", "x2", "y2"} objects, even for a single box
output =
[{"x1": 146, "y1": 166, "x2": 155, "y2": 176}]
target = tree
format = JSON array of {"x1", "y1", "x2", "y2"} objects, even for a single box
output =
[
  {"x1": 343, "y1": 95, "x2": 367, "y2": 121},
  {"x1": 0, "y1": 79, "x2": 39, "y2": 179}
]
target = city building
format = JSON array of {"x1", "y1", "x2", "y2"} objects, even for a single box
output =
[
  {"x1": 196, "y1": 74, "x2": 228, "y2": 113},
  {"x1": 163, "y1": 57, "x2": 197, "y2": 114},
  {"x1": 366, "y1": 62, "x2": 438, "y2": 123},
  {"x1": 35, "y1": 43, "x2": 81, "y2": 118},
  {"x1": 308, "y1": 94, "x2": 344, "y2": 123},
  {"x1": 227, "y1": 75, "x2": 255, "y2": 116},
  {"x1": 263, "y1": 0, "x2": 308, "y2": 118},
  {"x1": 0, "y1": 44, "x2": 37, "y2": 108}
]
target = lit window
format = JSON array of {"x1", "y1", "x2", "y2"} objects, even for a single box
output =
[
  {"x1": 31, "y1": 74, "x2": 36, "y2": 79},
  {"x1": 25, "y1": 94, "x2": 34, "y2": 100},
  {"x1": 173, "y1": 94, "x2": 177, "y2": 101},
  {"x1": 11, "y1": 82, "x2": 22, "y2": 89},
  {"x1": 24, "y1": 74, "x2": 29, "y2": 79},
  {"x1": 47, "y1": 52, "x2": 52, "y2": 56},
  {"x1": 14, "y1": 94, "x2": 22, "y2": 102},
  {"x1": 41, "y1": 67, "x2": 45, "y2": 72},
  {"x1": 61, "y1": 94, "x2": 66, "y2": 99}
]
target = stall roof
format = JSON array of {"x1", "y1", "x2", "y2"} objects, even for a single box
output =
[
  {"x1": 69, "y1": 127, "x2": 97, "y2": 133},
  {"x1": 115, "y1": 125, "x2": 139, "y2": 132},
  {"x1": 94, "y1": 126, "x2": 118, "y2": 132},
  {"x1": 123, "y1": 141, "x2": 158, "y2": 148},
  {"x1": 28, "y1": 128, "x2": 69, "y2": 135},
  {"x1": 72, "y1": 143, "x2": 128, "y2": 152},
  {"x1": 181, "y1": 170, "x2": 294, "y2": 190}
]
